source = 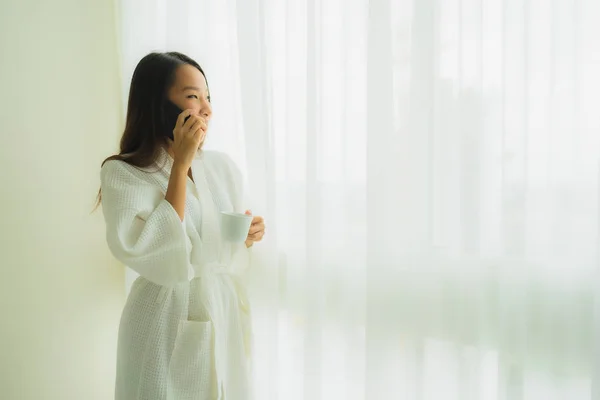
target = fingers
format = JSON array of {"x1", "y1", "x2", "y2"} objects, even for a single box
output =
[
  {"x1": 187, "y1": 119, "x2": 207, "y2": 147},
  {"x1": 172, "y1": 110, "x2": 194, "y2": 141},
  {"x1": 184, "y1": 116, "x2": 198, "y2": 132},
  {"x1": 249, "y1": 215, "x2": 265, "y2": 234},
  {"x1": 192, "y1": 125, "x2": 206, "y2": 145},
  {"x1": 189, "y1": 116, "x2": 207, "y2": 132},
  {"x1": 173, "y1": 115, "x2": 205, "y2": 148},
  {"x1": 246, "y1": 214, "x2": 266, "y2": 242},
  {"x1": 176, "y1": 109, "x2": 194, "y2": 130},
  {"x1": 183, "y1": 115, "x2": 207, "y2": 135},
  {"x1": 247, "y1": 230, "x2": 265, "y2": 242},
  {"x1": 248, "y1": 222, "x2": 265, "y2": 236}
]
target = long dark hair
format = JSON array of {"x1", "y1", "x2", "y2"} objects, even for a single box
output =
[{"x1": 94, "y1": 52, "x2": 208, "y2": 209}]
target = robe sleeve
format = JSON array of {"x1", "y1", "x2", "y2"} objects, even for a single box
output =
[
  {"x1": 100, "y1": 160, "x2": 193, "y2": 286},
  {"x1": 216, "y1": 152, "x2": 249, "y2": 214},
  {"x1": 216, "y1": 152, "x2": 255, "y2": 275}
]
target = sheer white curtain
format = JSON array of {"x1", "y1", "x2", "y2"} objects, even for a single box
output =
[{"x1": 119, "y1": 0, "x2": 600, "y2": 398}]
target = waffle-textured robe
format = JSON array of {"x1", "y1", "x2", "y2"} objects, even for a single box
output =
[{"x1": 101, "y1": 148, "x2": 253, "y2": 400}]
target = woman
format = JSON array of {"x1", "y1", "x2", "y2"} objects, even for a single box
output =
[{"x1": 99, "y1": 52, "x2": 265, "y2": 400}]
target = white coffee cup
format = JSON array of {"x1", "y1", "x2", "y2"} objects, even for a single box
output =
[{"x1": 220, "y1": 211, "x2": 253, "y2": 242}]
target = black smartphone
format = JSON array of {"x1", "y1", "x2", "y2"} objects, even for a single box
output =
[{"x1": 162, "y1": 101, "x2": 190, "y2": 140}]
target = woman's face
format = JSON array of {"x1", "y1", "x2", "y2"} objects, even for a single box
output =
[{"x1": 167, "y1": 64, "x2": 212, "y2": 123}]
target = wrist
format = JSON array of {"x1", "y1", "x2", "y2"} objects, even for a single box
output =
[{"x1": 171, "y1": 161, "x2": 189, "y2": 176}]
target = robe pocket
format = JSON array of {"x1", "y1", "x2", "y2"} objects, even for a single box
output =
[{"x1": 167, "y1": 320, "x2": 217, "y2": 400}]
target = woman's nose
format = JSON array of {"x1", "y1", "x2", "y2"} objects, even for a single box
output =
[{"x1": 201, "y1": 107, "x2": 212, "y2": 121}]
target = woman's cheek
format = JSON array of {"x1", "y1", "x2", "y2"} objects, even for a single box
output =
[{"x1": 183, "y1": 101, "x2": 200, "y2": 113}]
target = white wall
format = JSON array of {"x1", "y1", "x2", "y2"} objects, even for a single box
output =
[{"x1": 0, "y1": 1, "x2": 125, "y2": 399}]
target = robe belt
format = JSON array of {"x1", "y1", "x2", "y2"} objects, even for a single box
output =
[{"x1": 202, "y1": 261, "x2": 252, "y2": 399}]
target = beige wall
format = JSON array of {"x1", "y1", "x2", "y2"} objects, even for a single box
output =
[{"x1": 0, "y1": 0, "x2": 125, "y2": 399}]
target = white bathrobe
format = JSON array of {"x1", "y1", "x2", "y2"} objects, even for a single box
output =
[{"x1": 101, "y1": 148, "x2": 253, "y2": 400}]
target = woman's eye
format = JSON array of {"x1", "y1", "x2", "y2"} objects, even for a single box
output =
[{"x1": 187, "y1": 95, "x2": 198, "y2": 99}]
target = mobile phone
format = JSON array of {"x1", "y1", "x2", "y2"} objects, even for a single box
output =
[{"x1": 162, "y1": 101, "x2": 190, "y2": 140}]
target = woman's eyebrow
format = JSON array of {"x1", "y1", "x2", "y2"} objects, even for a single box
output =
[{"x1": 182, "y1": 86, "x2": 209, "y2": 95}]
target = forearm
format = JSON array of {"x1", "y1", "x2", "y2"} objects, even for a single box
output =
[{"x1": 165, "y1": 163, "x2": 189, "y2": 221}]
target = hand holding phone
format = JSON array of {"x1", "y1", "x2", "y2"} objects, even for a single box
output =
[
  {"x1": 169, "y1": 107, "x2": 207, "y2": 170},
  {"x1": 163, "y1": 101, "x2": 191, "y2": 140}
]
